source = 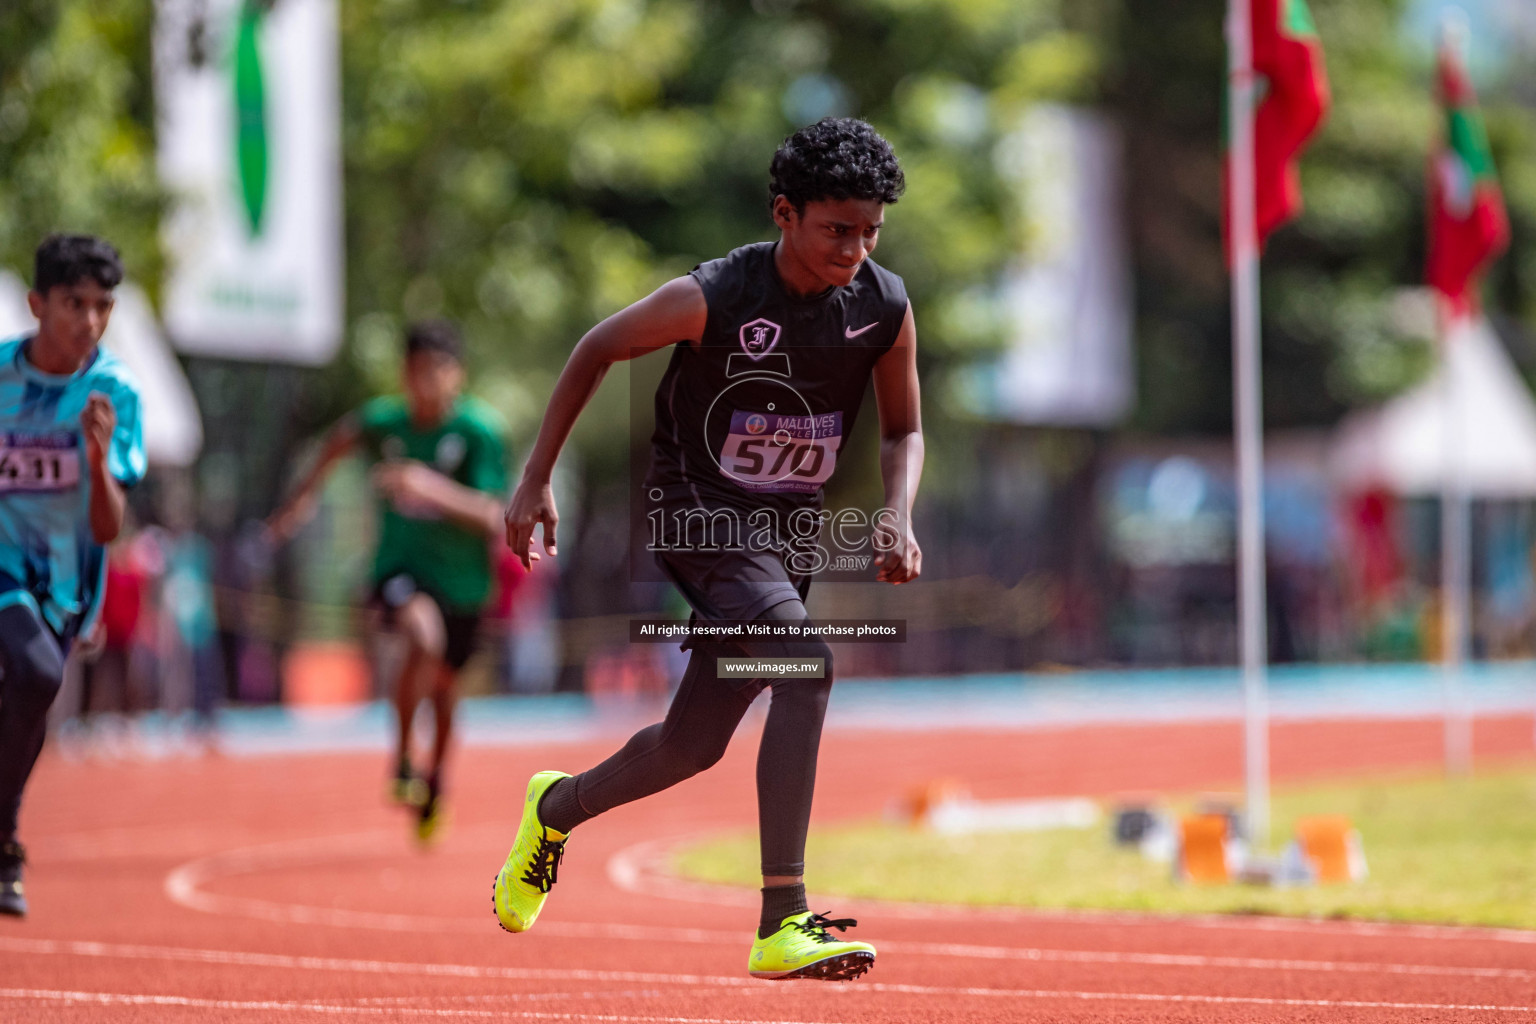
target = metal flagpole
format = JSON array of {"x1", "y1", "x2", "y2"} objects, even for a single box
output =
[
  {"x1": 1440, "y1": 317, "x2": 1473, "y2": 775},
  {"x1": 1439, "y1": 14, "x2": 1473, "y2": 778},
  {"x1": 1227, "y1": 0, "x2": 1271, "y2": 847}
]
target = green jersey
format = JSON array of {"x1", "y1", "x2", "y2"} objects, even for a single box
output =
[{"x1": 355, "y1": 395, "x2": 509, "y2": 613}]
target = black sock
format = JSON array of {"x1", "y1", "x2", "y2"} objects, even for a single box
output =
[
  {"x1": 759, "y1": 883, "x2": 808, "y2": 939},
  {"x1": 537, "y1": 776, "x2": 592, "y2": 835}
]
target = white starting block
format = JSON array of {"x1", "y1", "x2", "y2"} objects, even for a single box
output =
[{"x1": 895, "y1": 780, "x2": 1100, "y2": 835}]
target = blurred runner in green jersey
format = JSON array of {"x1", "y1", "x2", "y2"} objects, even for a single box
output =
[{"x1": 268, "y1": 321, "x2": 509, "y2": 843}]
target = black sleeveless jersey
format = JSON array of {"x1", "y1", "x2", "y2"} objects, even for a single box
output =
[{"x1": 645, "y1": 241, "x2": 908, "y2": 522}]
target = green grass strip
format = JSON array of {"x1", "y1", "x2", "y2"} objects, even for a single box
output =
[{"x1": 673, "y1": 763, "x2": 1536, "y2": 929}]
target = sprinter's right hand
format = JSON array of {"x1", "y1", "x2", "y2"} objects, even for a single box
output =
[{"x1": 504, "y1": 479, "x2": 558, "y2": 571}]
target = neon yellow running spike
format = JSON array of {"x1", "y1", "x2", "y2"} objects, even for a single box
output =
[
  {"x1": 492, "y1": 771, "x2": 571, "y2": 933},
  {"x1": 748, "y1": 911, "x2": 876, "y2": 981},
  {"x1": 390, "y1": 774, "x2": 428, "y2": 808},
  {"x1": 415, "y1": 793, "x2": 449, "y2": 847},
  {"x1": 389, "y1": 759, "x2": 428, "y2": 808}
]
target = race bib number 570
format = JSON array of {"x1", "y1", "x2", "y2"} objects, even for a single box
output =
[
  {"x1": 0, "y1": 431, "x2": 81, "y2": 493},
  {"x1": 719, "y1": 411, "x2": 842, "y2": 494}
]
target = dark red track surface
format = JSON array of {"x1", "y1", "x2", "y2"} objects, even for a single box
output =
[{"x1": 5, "y1": 713, "x2": 1535, "y2": 1022}]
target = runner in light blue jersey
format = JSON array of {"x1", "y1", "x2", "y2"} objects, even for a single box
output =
[
  {"x1": 0, "y1": 235, "x2": 142, "y2": 918},
  {"x1": 0, "y1": 338, "x2": 145, "y2": 634}
]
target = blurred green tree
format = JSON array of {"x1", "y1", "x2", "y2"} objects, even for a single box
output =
[
  {"x1": 328, "y1": 0, "x2": 1103, "y2": 476},
  {"x1": 3, "y1": 0, "x2": 1533, "y2": 473},
  {"x1": 0, "y1": 0, "x2": 163, "y2": 294}
]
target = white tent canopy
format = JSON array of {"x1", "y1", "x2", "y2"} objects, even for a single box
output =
[
  {"x1": 0, "y1": 270, "x2": 32, "y2": 343},
  {"x1": 1330, "y1": 317, "x2": 1536, "y2": 497},
  {"x1": 0, "y1": 270, "x2": 203, "y2": 467}
]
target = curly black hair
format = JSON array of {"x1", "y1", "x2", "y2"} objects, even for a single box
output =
[{"x1": 768, "y1": 118, "x2": 905, "y2": 214}]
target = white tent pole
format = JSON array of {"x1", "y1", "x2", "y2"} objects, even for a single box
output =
[{"x1": 1227, "y1": 0, "x2": 1270, "y2": 847}]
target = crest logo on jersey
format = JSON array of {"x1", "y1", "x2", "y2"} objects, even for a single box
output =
[
  {"x1": 435, "y1": 433, "x2": 467, "y2": 472},
  {"x1": 737, "y1": 318, "x2": 781, "y2": 361},
  {"x1": 744, "y1": 413, "x2": 768, "y2": 435}
]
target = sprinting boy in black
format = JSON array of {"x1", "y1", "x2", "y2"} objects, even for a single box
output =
[{"x1": 494, "y1": 119, "x2": 923, "y2": 981}]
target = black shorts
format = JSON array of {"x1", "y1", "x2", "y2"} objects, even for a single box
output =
[
  {"x1": 370, "y1": 573, "x2": 481, "y2": 671},
  {"x1": 0, "y1": 573, "x2": 77, "y2": 652},
  {"x1": 654, "y1": 547, "x2": 810, "y2": 638}
]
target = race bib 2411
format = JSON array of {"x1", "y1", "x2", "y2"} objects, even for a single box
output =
[{"x1": 0, "y1": 431, "x2": 81, "y2": 494}]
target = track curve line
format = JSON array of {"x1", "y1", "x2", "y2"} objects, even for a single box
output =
[{"x1": 160, "y1": 831, "x2": 1536, "y2": 983}]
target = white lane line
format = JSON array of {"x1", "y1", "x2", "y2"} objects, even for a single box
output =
[
  {"x1": 368, "y1": 991, "x2": 772, "y2": 1006},
  {"x1": 862, "y1": 982, "x2": 1536, "y2": 1014},
  {"x1": 160, "y1": 829, "x2": 1536, "y2": 984},
  {"x1": 1, "y1": 984, "x2": 1532, "y2": 1018},
  {"x1": 874, "y1": 938, "x2": 1536, "y2": 981},
  {"x1": 0, "y1": 988, "x2": 837, "y2": 1023},
  {"x1": 561, "y1": 929, "x2": 1536, "y2": 984},
  {"x1": 163, "y1": 828, "x2": 468, "y2": 931},
  {"x1": 608, "y1": 834, "x2": 1536, "y2": 946},
  {"x1": 340, "y1": 992, "x2": 709, "y2": 1008},
  {"x1": 10, "y1": 926, "x2": 1534, "y2": 991},
  {"x1": 163, "y1": 825, "x2": 1536, "y2": 962},
  {"x1": 160, "y1": 829, "x2": 740, "y2": 936},
  {"x1": 11, "y1": 932, "x2": 1536, "y2": 1016},
  {"x1": 0, "y1": 935, "x2": 747, "y2": 986}
]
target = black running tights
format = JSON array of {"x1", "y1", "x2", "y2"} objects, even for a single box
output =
[
  {"x1": 572, "y1": 599, "x2": 833, "y2": 877},
  {"x1": 0, "y1": 604, "x2": 66, "y2": 841}
]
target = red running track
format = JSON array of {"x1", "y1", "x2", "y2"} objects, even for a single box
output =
[{"x1": 5, "y1": 713, "x2": 1535, "y2": 1022}]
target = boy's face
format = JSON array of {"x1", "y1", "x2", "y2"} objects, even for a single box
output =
[
  {"x1": 402, "y1": 349, "x2": 464, "y2": 420},
  {"x1": 27, "y1": 279, "x2": 115, "y2": 364},
  {"x1": 773, "y1": 196, "x2": 885, "y2": 290}
]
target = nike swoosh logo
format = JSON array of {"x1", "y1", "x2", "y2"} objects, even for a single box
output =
[{"x1": 844, "y1": 322, "x2": 878, "y2": 338}]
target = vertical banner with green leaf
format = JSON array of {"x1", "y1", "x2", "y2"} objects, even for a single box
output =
[{"x1": 156, "y1": 0, "x2": 343, "y2": 365}]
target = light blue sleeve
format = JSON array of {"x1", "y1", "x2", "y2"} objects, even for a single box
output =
[{"x1": 108, "y1": 378, "x2": 147, "y2": 488}]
